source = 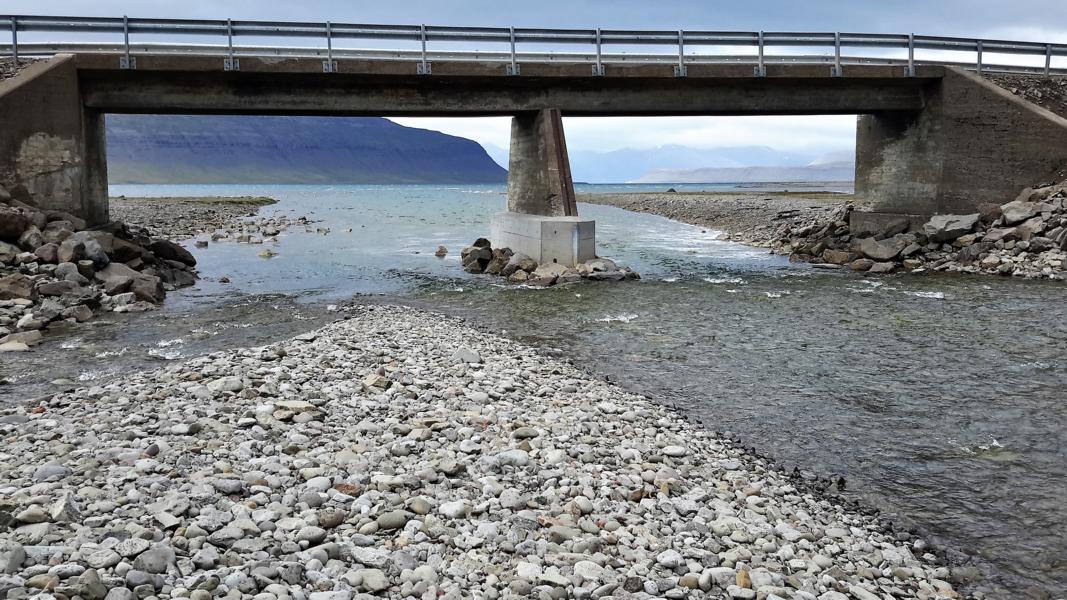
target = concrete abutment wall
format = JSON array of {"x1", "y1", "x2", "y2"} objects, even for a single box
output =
[
  {"x1": 0, "y1": 55, "x2": 109, "y2": 225},
  {"x1": 856, "y1": 67, "x2": 1067, "y2": 218}
]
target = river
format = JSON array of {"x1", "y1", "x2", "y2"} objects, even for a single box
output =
[{"x1": 2, "y1": 183, "x2": 1065, "y2": 598}]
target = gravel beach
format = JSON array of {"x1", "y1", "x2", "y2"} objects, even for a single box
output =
[
  {"x1": 579, "y1": 192, "x2": 854, "y2": 244},
  {"x1": 0, "y1": 304, "x2": 961, "y2": 600},
  {"x1": 108, "y1": 197, "x2": 281, "y2": 241}
]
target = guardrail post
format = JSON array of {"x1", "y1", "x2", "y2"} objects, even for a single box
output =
[
  {"x1": 906, "y1": 33, "x2": 915, "y2": 77},
  {"x1": 119, "y1": 15, "x2": 136, "y2": 69},
  {"x1": 754, "y1": 30, "x2": 766, "y2": 77},
  {"x1": 9, "y1": 17, "x2": 17, "y2": 64},
  {"x1": 323, "y1": 21, "x2": 337, "y2": 73},
  {"x1": 593, "y1": 28, "x2": 605, "y2": 76},
  {"x1": 831, "y1": 31, "x2": 843, "y2": 77},
  {"x1": 976, "y1": 39, "x2": 983, "y2": 74},
  {"x1": 1046, "y1": 44, "x2": 1052, "y2": 76},
  {"x1": 673, "y1": 29, "x2": 687, "y2": 77},
  {"x1": 506, "y1": 26, "x2": 519, "y2": 75},
  {"x1": 417, "y1": 24, "x2": 431, "y2": 74},
  {"x1": 224, "y1": 18, "x2": 239, "y2": 71}
]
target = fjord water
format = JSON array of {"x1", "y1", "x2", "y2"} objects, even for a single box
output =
[{"x1": 4, "y1": 183, "x2": 1066, "y2": 597}]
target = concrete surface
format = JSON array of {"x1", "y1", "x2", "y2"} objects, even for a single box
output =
[
  {"x1": 0, "y1": 55, "x2": 108, "y2": 224},
  {"x1": 490, "y1": 212, "x2": 595, "y2": 266}
]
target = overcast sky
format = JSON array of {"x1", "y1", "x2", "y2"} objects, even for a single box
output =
[{"x1": 10, "y1": 0, "x2": 1067, "y2": 158}]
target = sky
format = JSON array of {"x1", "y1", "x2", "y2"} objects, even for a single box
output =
[{"x1": 9, "y1": 0, "x2": 1067, "y2": 163}]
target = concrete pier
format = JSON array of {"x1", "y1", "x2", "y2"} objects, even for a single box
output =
[{"x1": 492, "y1": 109, "x2": 594, "y2": 265}]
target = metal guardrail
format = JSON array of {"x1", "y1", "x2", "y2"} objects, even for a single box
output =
[{"x1": 2, "y1": 15, "x2": 1066, "y2": 77}]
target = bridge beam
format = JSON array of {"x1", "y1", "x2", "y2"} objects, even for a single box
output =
[
  {"x1": 0, "y1": 55, "x2": 109, "y2": 225},
  {"x1": 492, "y1": 109, "x2": 594, "y2": 266}
]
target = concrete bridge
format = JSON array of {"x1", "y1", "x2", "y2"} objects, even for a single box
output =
[{"x1": 3, "y1": 20, "x2": 1067, "y2": 264}]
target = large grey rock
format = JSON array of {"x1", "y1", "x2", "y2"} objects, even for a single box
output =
[
  {"x1": 501, "y1": 253, "x2": 537, "y2": 277},
  {"x1": 0, "y1": 241, "x2": 19, "y2": 264},
  {"x1": 922, "y1": 213, "x2": 979, "y2": 242},
  {"x1": 17, "y1": 226, "x2": 42, "y2": 251},
  {"x1": 148, "y1": 240, "x2": 196, "y2": 267},
  {"x1": 0, "y1": 273, "x2": 37, "y2": 301},
  {"x1": 0, "y1": 541, "x2": 25, "y2": 574},
  {"x1": 1001, "y1": 200, "x2": 1040, "y2": 225},
  {"x1": 857, "y1": 237, "x2": 908, "y2": 261},
  {"x1": 0, "y1": 207, "x2": 29, "y2": 242}
]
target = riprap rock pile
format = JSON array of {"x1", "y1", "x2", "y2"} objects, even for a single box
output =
[{"x1": 459, "y1": 238, "x2": 640, "y2": 286}]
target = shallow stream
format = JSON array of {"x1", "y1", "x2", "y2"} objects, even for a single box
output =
[{"x1": 2, "y1": 184, "x2": 1064, "y2": 597}]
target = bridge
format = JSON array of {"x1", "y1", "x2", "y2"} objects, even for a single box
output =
[{"x1": 3, "y1": 16, "x2": 1067, "y2": 264}]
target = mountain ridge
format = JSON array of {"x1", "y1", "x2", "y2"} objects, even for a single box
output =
[{"x1": 106, "y1": 115, "x2": 507, "y2": 184}]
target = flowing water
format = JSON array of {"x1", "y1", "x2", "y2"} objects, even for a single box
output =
[{"x1": 2, "y1": 184, "x2": 1065, "y2": 598}]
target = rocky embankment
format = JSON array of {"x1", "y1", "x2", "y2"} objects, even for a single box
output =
[
  {"x1": 457, "y1": 239, "x2": 639, "y2": 286},
  {"x1": 0, "y1": 58, "x2": 34, "y2": 81},
  {"x1": 768, "y1": 179, "x2": 1067, "y2": 279},
  {"x1": 985, "y1": 73, "x2": 1067, "y2": 119},
  {"x1": 0, "y1": 187, "x2": 201, "y2": 352},
  {"x1": 0, "y1": 305, "x2": 962, "y2": 600}
]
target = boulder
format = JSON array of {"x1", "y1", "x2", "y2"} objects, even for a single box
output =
[
  {"x1": 821, "y1": 249, "x2": 853, "y2": 265},
  {"x1": 976, "y1": 202, "x2": 1003, "y2": 224},
  {"x1": 1000, "y1": 200, "x2": 1039, "y2": 225},
  {"x1": 57, "y1": 239, "x2": 85, "y2": 264},
  {"x1": 1016, "y1": 217, "x2": 1046, "y2": 241},
  {"x1": 0, "y1": 206, "x2": 29, "y2": 242},
  {"x1": 532, "y1": 263, "x2": 569, "y2": 279},
  {"x1": 584, "y1": 258, "x2": 617, "y2": 272},
  {"x1": 868, "y1": 262, "x2": 895, "y2": 274},
  {"x1": 484, "y1": 247, "x2": 514, "y2": 275},
  {"x1": 33, "y1": 243, "x2": 59, "y2": 264},
  {"x1": 0, "y1": 241, "x2": 19, "y2": 264},
  {"x1": 983, "y1": 227, "x2": 1018, "y2": 243},
  {"x1": 148, "y1": 240, "x2": 196, "y2": 267},
  {"x1": 0, "y1": 274, "x2": 37, "y2": 301},
  {"x1": 471, "y1": 237, "x2": 491, "y2": 248},
  {"x1": 501, "y1": 253, "x2": 537, "y2": 277},
  {"x1": 111, "y1": 238, "x2": 148, "y2": 263},
  {"x1": 922, "y1": 213, "x2": 979, "y2": 243},
  {"x1": 44, "y1": 210, "x2": 86, "y2": 231},
  {"x1": 69, "y1": 231, "x2": 115, "y2": 254},
  {"x1": 850, "y1": 215, "x2": 910, "y2": 239},
  {"x1": 848, "y1": 258, "x2": 874, "y2": 272},
  {"x1": 17, "y1": 226, "x2": 43, "y2": 251},
  {"x1": 41, "y1": 226, "x2": 72, "y2": 245},
  {"x1": 956, "y1": 242, "x2": 993, "y2": 266},
  {"x1": 857, "y1": 237, "x2": 908, "y2": 261},
  {"x1": 131, "y1": 276, "x2": 165, "y2": 303},
  {"x1": 38, "y1": 280, "x2": 82, "y2": 297},
  {"x1": 434, "y1": 246, "x2": 447, "y2": 257}
]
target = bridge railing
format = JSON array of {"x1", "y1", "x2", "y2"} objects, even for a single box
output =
[{"x1": 1, "y1": 15, "x2": 1065, "y2": 76}]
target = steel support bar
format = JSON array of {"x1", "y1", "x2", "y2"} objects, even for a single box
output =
[
  {"x1": 754, "y1": 30, "x2": 766, "y2": 76},
  {"x1": 1046, "y1": 44, "x2": 1052, "y2": 76},
  {"x1": 976, "y1": 40, "x2": 983, "y2": 74},
  {"x1": 673, "y1": 29, "x2": 686, "y2": 77},
  {"x1": 831, "y1": 31, "x2": 842, "y2": 76},
  {"x1": 907, "y1": 33, "x2": 915, "y2": 76},
  {"x1": 9, "y1": 16, "x2": 16, "y2": 63},
  {"x1": 224, "y1": 18, "x2": 239, "y2": 70},
  {"x1": 417, "y1": 23, "x2": 430, "y2": 74},
  {"x1": 507, "y1": 26, "x2": 519, "y2": 75},
  {"x1": 593, "y1": 28, "x2": 604, "y2": 76},
  {"x1": 119, "y1": 15, "x2": 134, "y2": 69},
  {"x1": 323, "y1": 21, "x2": 336, "y2": 72}
]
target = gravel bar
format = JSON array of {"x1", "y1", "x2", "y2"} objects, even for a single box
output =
[{"x1": 0, "y1": 305, "x2": 961, "y2": 600}]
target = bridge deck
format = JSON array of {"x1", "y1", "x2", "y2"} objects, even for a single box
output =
[{"x1": 71, "y1": 54, "x2": 938, "y2": 116}]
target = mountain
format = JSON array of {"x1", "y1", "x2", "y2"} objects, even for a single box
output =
[
  {"x1": 631, "y1": 150, "x2": 855, "y2": 183},
  {"x1": 569, "y1": 145, "x2": 818, "y2": 183},
  {"x1": 106, "y1": 115, "x2": 507, "y2": 184}
]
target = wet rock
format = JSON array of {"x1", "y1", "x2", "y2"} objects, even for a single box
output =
[
  {"x1": 147, "y1": 240, "x2": 196, "y2": 266},
  {"x1": 922, "y1": 214, "x2": 979, "y2": 242}
]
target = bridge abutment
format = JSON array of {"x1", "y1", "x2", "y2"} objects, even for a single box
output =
[
  {"x1": 0, "y1": 55, "x2": 109, "y2": 225},
  {"x1": 492, "y1": 108, "x2": 595, "y2": 266},
  {"x1": 855, "y1": 67, "x2": 1067, "y2": 223}
]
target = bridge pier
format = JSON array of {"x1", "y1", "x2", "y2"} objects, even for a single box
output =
[
  {"x1": 855, "y1": 67, "x2": 1067, "y2": 224},
  {"x1": 0, "y1": 55, "x2": 109, "y2": 225},
  {"x1": 491, "y1": 108, "x2": 595, "y2": 266}
]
